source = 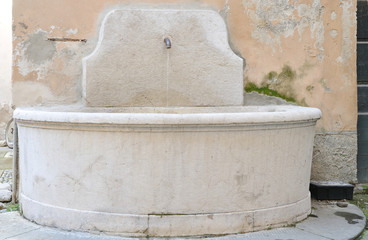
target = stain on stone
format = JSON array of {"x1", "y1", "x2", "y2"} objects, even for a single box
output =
[
  {"x1": 320, "y1": 78, "x2": 331, "y2": 92},
  {"x1": 18, "y1": 22, "x2": 28, "y2": 29},
  {"x1": 25, "y1": 31, "x2": 56, "y2": 65},
  {"x1": 34, "y1": 175, "x2": 46, "y2": 183},
  {"x1": 299, "y1": 97, "x2": 308, "y2": 107},
  {"x1": 235, "y1": 174, "x2": 247, "y2": 185},
  {"x1": 334, "y1": 211, "x2": 363, "y2": 224},
  {"x1": 266, "y1": 71, "x2": 278, "y2": 81},
  {"x1": 298, "y1": 60, "x2": 315, "y2": 78},
  {"x1": 277, "y1": 65, "x2": 296, "y2": 81},
  {"x1": 306, "y1": 85, "x2": 315, "y2": 93}
]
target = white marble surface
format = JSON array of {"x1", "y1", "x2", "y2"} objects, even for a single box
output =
[
  {"x1": 83, "y1": 8, "x2": 243, "y2": 107},
  {"x1": 15, "y1": 105, "x2": 320, "y2": 237}
]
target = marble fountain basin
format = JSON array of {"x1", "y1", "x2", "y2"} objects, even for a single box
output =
[{"x1": 14, "y1": 105, "x2": 321, "y2": 237}]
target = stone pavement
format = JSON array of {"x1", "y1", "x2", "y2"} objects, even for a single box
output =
[
  {"x1": 0, "y1": 147, "x2": 12, "y2": 172},
  {"x1": 0, "y1": 201, "x2": 365, "y2": 240}
]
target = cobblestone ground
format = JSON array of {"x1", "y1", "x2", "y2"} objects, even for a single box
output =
[
  {"x1": 0, "y1": 170, "x2": 15, "y2": 212},
  {"x1": 0, "y1": 169, "x2": 12, "y2": 184},
  {"x1": 0, "y1": 147, "x2": 15, "y2": 212}
]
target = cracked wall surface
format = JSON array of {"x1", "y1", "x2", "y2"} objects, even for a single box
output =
[{"x1": 12, "y1": 0, "x2": 357, "y2": 182}]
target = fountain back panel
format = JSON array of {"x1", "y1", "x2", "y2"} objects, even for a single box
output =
[{"x1": 14, "y1": 7, "x2": 321, "y2": 237}]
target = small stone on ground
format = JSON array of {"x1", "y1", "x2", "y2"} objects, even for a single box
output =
[
  {"x1": 0, "y1": 183, "x2": 11, "y2": 191},
  {"x1": 337, "y1": 202, "x2": 348, "y2": 208},
  {"x1": 0, "y1": 169, "x2": 12, "y2": 185},
  {"x1": 0, "y1": 190, "x2": 11, "y2": 202}
]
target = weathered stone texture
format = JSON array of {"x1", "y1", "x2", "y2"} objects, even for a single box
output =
[
  {"x1": 311, "y1": 132, "x2": 357, "y2": 183},
  {"x1": 0, "y1": 105, "x2": 13, "y2": 143},
  {"x1": 84, "y1": 9, "x2": 243, "y2": 107}
]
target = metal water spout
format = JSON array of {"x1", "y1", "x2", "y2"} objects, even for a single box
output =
[{"x1": 164, "y1": 37, "x2": 171, "y2": 49}]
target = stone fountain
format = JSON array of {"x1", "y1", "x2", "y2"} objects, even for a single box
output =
[{"x1": 14, "y1": 7, "x2": 321, "y2": 237}]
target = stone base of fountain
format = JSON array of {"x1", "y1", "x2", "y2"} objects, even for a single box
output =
[{"x1": 15, "y1": 106, "x2": 320, "y2": 237}]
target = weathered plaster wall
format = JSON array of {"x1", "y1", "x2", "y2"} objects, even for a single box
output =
[
  {"x1": 0, "y1": 0, "x2": 13, "y2": 144},
  {"x1": 12, "y1": 0, "x2": 357, "y2": 181}
]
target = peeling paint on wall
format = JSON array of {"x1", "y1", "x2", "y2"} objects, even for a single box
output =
[
  {"x1": 329, "y1": 29, "x2": 338, "y2": 39},
  {"x1": 14, "y1": 30, "x2": 55, "y2": 80},
  {"x1": 242, "y1": 0, "x2": 325, "y2": 59},
  {"x1": 13, "y1": 26, "x2": 88, "y2": 105},
  {"x1": 337, "y1": 0, "x2": 354, "y2": 72},
  {"x1": 25, "y1": 31, "x2": 56, "y2": 64}
]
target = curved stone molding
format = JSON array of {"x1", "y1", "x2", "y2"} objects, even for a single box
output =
[
  {"x1": 82, "y1": 9, "x2": 243, "y2": 107},
  {"x1": 21, "y1": 194, "x2": 310, "y2": 237},
  {"x1": 15, "y1": 106, "x2": 320, "y2": 237}
]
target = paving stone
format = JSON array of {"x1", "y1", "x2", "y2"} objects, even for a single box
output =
[
  {"x1": 0, "y1": 170, "x2": 12, "y2": 184},
  {"x1": 337, "y1": 202, "x2": 348, "y2": 208},
  {"x1": 0, "y1": 183, "x2": 11, "y2": 191},
  {"x1": 0, "y1": 154, "x2": 12, "y2": 170},
  {"x1": 4, "y1": 152, "x2": 12, "y2": 158},
  {"x1": 0, "y1": 202, "x2": 366, "y2": 240},
  {"x1": 296, "y1": 203, "x2": 365, "y2": 240},
  {"x1": 0, "y1": 212, "x2": 40, "y2": 240},
  {"x1": 0, "y1": 190, "x2": 11, "y2": 202},
  {"x1": 5, "y1": 228, "x2": 94, "y2": 240},
  {"x1": 213, "y1": 228, "x2": 331, "y2": 240}
]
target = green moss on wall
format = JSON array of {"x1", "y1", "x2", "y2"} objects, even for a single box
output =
[
  {"x1": 244, "y1": 82, "x2": 297, "y2": 103},
  {"x1": 244, "y1": 64, "x2": 305, "y2": 104},
  {"x1": 278, "y1": 65, "x2": 296, "y2": 81},
  {"x1": 266, "y1": 71, "x2": 278, "y2": 80}
]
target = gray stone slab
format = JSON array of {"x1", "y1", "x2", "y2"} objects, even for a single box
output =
[
  {"x1": 0, "y1": 202, "x2": 366, "y2": 240},
  {"x1": 296, "y1": 203, "x2": 366, "y2": 240},
  {"x1": 213, "y1": 228, "x2": 331, "y2": 240},
  {"x1": 0, "y1": 147, "x2": 11, "y2": 153},
  {"x1": 5, "y1": 228, "x2": 93, "y2": 240},
  {"x1": 0, "y1": 212, "x2": 40, "y2": 240}
]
